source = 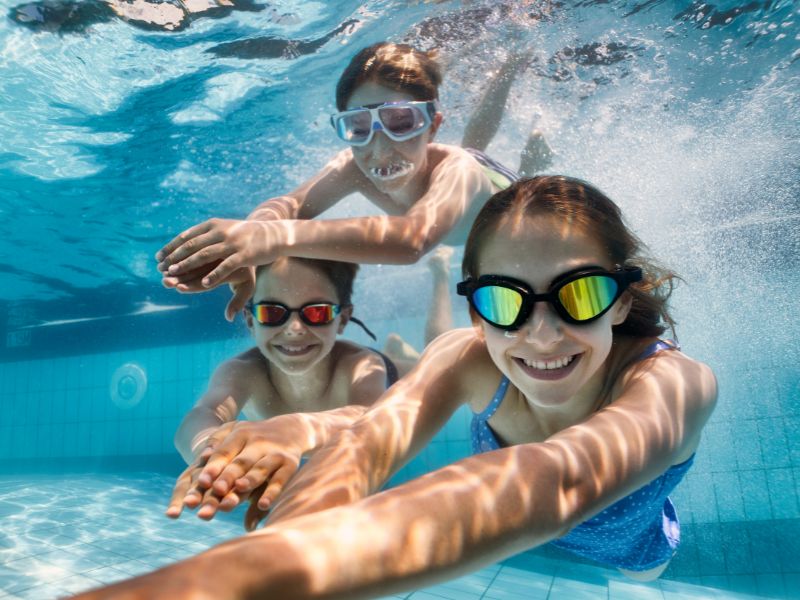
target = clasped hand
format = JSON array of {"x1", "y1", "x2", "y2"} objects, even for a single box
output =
[
  {"x1": 156, "y1": 218, "x2": 283, "y2": 320},
  {"x1": 166, "y1": 419, "x2": 303, "y2": 531}
]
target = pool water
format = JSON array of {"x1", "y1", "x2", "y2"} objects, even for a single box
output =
[
  {"x1": 0, "y1": 472, "x2": 774, "y2": 599},
  {"x1": 1, "y1": 0, "x2": 798, "y2": 598}
]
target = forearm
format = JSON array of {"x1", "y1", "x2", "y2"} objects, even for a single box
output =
[
  {"x1": 196, "y1": 448, "x2": 569, "y2": 599},
  {"x1": 283, "y1": 405, "x2": 368, "y2": 455},
  {"x1": 247, "y1": 195, "x2": 301, "y2": 221},
  {"x1": 174, "y1": 409, "x2": 227, "y2": 464},
  {"x1": 269, "y1": 215, "x2": 436, "y2": 265}
]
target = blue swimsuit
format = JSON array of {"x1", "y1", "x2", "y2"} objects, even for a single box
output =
[{"x1": 470, "y1": 340, "x2": 692, "y2": 571}]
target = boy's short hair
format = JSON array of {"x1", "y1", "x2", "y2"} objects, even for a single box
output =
[{"x1": 256, "y1": 258, "x2": 359, "y2": 306}]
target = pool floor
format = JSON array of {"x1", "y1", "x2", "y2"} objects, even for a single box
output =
[{"x1": 0, "y1": 473, "x2": 770, "y2": 599}]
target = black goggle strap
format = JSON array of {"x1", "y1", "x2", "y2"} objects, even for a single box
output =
[{"x1": 348, "y1": 315, "x2": 377, "y2": 341}]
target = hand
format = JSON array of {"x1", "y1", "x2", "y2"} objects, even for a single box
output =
[
  {"x1": 156, "y1": 218, "x2": 282, "y2": 290},
  {"x1": 161, "y1": 265, "x2": 256, "y2": 322},
  {"x1": 166, "y1": 419, "x2": 304, "y2": 523}
]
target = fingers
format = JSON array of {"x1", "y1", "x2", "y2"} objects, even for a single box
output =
[
  {"x1": 225, "y1": 275, "x2": 255, "y2": 322},
  {"x1": 162, "y1": 263, "x2": 222, "y2": 290},
  {"x1": 163, "y1": 242, "x2": 233, "y2": 281},
  {"x1": 201, "y1": 255, "x2": 246, "y2": 289},
  {"x1": 155, "y1": 221, "x2": 215, "y2": 264},
  {"x1": 196, "y1": 488, "x2": 244, "y2": 520},
  {"x1": 253, "y1": 461, "x2": 297, "y2": 511},
  {"x1": 244, "y1": 495, "x2": 270, "y2": 532},
  {"x1": 165, "y1": 465, "x2": 196, "y2": 518}
]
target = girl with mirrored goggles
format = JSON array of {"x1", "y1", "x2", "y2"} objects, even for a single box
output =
[
  {"x1": 330, "y1": 100, "x2": 438, "y2": 146},
  {"x1": 457, "y1": 266, "x2": 643, "y2": 330}
]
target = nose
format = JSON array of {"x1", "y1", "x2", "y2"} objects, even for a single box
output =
[
  {"x1": 367, "y1": 129, "x2": 393, "y2": 157},
  {"x1": 521, "y1": 302, "x2": 563, "y2": 348},
  {"x1": 283, "y1": 313, "x2": 308, "y2": 336}
]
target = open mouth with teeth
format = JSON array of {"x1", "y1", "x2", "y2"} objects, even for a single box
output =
[
  {"x1": 370, "y1": 161, "x2": 413, "y2": 180},
  {"x1": 515, "y1": 353, "x2": 581, "y2": 381},
  {"x1": 274, "y1": 344, "x2": 316, "y2": 357}
]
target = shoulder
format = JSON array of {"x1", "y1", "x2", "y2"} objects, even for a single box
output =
[
  {"x1": 214, "y1": 348, "x2": 266, "y2": 378},
  {"x1": 611, "y1": 341, "x2": 718, "y2": 459},
  {"x1": 413, "y1": 328, "x2": 501, "y2": 402},
  {"x1": 428, "y1": 144, "x2": 484, "y2": 173},
  {"x1": 331, "y1": 340, "x2": 386, "y2": 372}
]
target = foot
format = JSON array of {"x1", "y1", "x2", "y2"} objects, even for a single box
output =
[
  {"x1": 428, "y1": 245, "x2": 454, "y2": 280},
  {"x1": 383, "y1": 333, "x2": 420, "y2": 363},
  {"x1": 519, "y1": 129, "x2": 553, "y2": 176}
]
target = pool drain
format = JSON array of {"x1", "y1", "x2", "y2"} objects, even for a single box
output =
[{"x1": 110, "y1": 363, "x2": 147, "y2": 409}]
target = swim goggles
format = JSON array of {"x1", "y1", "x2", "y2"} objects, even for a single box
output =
[
  {"x1": 248, "y1": 302, "x2": 341, "y2": 327},
  {"x1": 330, "y1": 100, "x2": 438, "y2": 146},
  {"x1": 456, "y1": 266, "x2": 642, "y2": 330},
  {"x1": 247, "y1": 301, "x2": 377, "y2": 340}
]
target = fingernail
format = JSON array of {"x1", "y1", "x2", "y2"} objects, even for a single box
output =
[
  {"x1": 202, "y1": 277, "x2": 211, "y2": 287},
  {"x1": 155, "y1": 251, "x2": 163, "y2": 260},
  {"x1": 168, "y1": 264, "x2": 178, "y2": 274}
]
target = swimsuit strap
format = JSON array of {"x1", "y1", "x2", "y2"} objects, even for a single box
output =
[
  {"x1": 637, "y1": 339, "x2": 679, "y2": 362},
  {"x1": 368, "y1": 348, "x2": 399, "y2": 387},
  {"x1": 474, "y1": 375, "x2": 510, "y2": 420}
]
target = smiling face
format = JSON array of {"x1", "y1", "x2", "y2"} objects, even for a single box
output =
[
  {"x1": 346, "y1": 81, "x2": 441, "y2": 195},
  {"x1": 474, "y1": 215, "x2": 632, "y2": 409},
  {"x1": 246, "y1": 258, "x2": 349, "y2": 376}
]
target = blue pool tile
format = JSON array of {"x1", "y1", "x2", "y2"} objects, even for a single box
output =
[
  {"x1": 765, "y1": 468, "x2": 799, "y2": 518},
  {"x1": 694, "y1": 523, "x2": 726, "y2": 576},
  {"x1": 755, "y1": 573, "x2": 786, "y2": 598},
  {"x1": 776, "y1": 374, "x2": 799, "y2": 417},
  {"x1": 684, "y1": 473, "x2": 719, "y2": 523},
  {"x1": 726, "y1": 574, "x2": 759, "y2": 596},
  {"x1": 712, "y1": 471, "x2": 746, "y2": 522},
  {"x1": 786, "y1": 418, "x2": 800, "y2": 467},
  {"x1": 758, "y1": 418, "x2": 792, "y2": 469},
  {"x1": 738, "y1": 470, "x2": 773, "y2": 520},
  {"x1": 746, "y1": 522, "x2": 779, "y2": 575},
  {"x1": 718, "y1": 522, "x2": 753, "y2": 575},
  {"x1": 608, "y1": 579, "x2": 663, "y2": 600},
  {"x1": 733, "y1": 420, "x2": 765, "y2": 470},
  {"x1": 546, "y1": 575, "x2": 606, "y2": 599},
  {"x1": 782, "y1": 574, "x2": 800, "y2": 600},
  {"x1": 776, "y1": 519, "x2": 800, "y2": 573}
]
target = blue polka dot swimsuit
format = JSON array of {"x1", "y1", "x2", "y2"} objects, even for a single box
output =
[{"x1": 470, "y1": 340, "x2": 694, "y2": 571}]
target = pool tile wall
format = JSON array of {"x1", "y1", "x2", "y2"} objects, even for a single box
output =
[{"x1": 0, "y1": 337, "x2": 798, "y2": 596}]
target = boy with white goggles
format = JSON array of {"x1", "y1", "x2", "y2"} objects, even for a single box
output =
[{"x1": 330, "y1": 100, "x2": 439, "y2": 146}]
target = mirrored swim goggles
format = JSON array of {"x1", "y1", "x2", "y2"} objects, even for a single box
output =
[
  {"x1": 247, "y1": 301, "x2": 376, "y2": 340},
  {"x1": 330, "y1": 100, "x2": 438, "y2": 146},
  {"x1": 456, "y1": 266, "x2": 642, "y2": 330}
]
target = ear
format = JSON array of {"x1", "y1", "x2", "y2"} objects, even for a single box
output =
[
  {"x1": 428, "y1": 112, "x2": 444, "y2": 141},
  {"x1": 337, "y1": 305, "x2": 353, "y2": 334},
  {"x1": 244, "y1": 310, "x2": 255, "y2": 332},
  {"x1": 611, "y1": 292, "x2": 633, "y2": 326}
]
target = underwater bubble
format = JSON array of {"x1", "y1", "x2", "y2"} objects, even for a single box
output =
[{"x1": 110, "y1": 363, "x2": 147, "y2": 409}]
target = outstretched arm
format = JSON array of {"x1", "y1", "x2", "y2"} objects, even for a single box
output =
[
  {"x1": 170, "y1": 346, "x2": 389, "y2": 521},
  {"x1": 174, "y1": 357, "x2": 254, "y2": 464},
  {"x1": 158, "y1": 147, "x2": 490, "y2": 289},
  {"x1": 74, "y1": 346, "x2": 716, "y2": 599}
]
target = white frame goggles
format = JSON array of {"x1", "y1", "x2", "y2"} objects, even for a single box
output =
[{"x1": 330, "y1": 100, "x2": 438, "y2": 146}]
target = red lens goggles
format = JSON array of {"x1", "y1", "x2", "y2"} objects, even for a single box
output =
[{"x1": 248, "y1": 302, "x2": 340, "y2": 327}]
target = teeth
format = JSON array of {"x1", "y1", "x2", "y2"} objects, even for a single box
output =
[
  {"x1": 370, "y1": 161, "x2": 413, "y2": 180},
  {"x1": 277, "y1": 345, "x2": 311, "y2": 355},
  {"x1": 523, "y1": 355, "x2": 575, "y2": 370}
]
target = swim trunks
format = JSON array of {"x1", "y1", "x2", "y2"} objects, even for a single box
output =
[
  {"x1": 465, "y1": 148, "x2": 519, "y2": 189},
  {"x1": 470, "y1": 339, "x2": 691, "y2": 571}
]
